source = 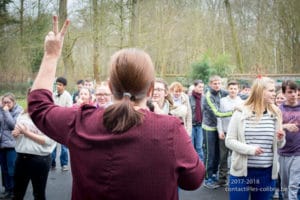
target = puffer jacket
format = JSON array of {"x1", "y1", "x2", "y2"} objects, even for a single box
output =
[{"x1": 0, "y1": 104, "x2": 23, "y2": 148}]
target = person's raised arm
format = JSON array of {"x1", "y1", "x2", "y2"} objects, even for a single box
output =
[{"x1": 31, "y1": 16, "x2": 70, "y2": 92}]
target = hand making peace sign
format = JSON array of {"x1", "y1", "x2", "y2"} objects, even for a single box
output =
[{"x1": 44, "y1": 16, "x2": 70, "y2": 59}]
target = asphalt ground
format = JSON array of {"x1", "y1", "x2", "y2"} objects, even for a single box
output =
[
  {"x1": 21, "y1": 167, "x2": 228, "y2": 200},
  {"x1": 2, "y1": 146, "x2": 228, "y2": 200}
]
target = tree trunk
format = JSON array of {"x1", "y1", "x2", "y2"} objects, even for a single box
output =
[
  {"x1": 119, "y1": 0, "x2": 125, "y2": 49},
  {"x1": 224, "y1": 0, "x2": 243, "y2": 73},
  {"x1": 59, "y1": 0, "x2": 74, "y2": 81},
  {"x1": 92, "y1": 0, "x2": 100, "y2": 83},
  {"x1": 19, "y1": 0, "x2": 24, "y2": 40},
  {"x1": 37, "y1": 0, "x2": 41, "y2": 18},
  {"x1": 129, "y1": 0, "x2": 138, "y2": 47}
]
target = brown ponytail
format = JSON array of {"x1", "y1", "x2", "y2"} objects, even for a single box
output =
[{"x1": 103, "y1": 48, "x2": 154, "y2": 133}]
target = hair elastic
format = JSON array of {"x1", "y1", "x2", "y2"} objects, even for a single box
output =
[{"x1": 123, "y1": 92, "x2": 132, "y2": 98}]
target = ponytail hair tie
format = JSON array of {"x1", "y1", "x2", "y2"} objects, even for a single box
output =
[{"x1": 123, "y1": 92, "x2": 132, "y2": 98}]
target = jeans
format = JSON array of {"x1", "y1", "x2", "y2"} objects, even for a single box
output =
[
  {"x1": 51, "y1": 144, "x2": 68, "y2": 167},
  {"x1": 298, "y1": 183, "x2": 300, "y2": 200},
  {"x1": 191, "y1": 125, "x2": 204, "y2": 162},
  {"x1": 14, "y1": 153, "x2": 51, "y2": 200},
  {"x1": 203, "y1": 129, "x2": 219, "y2": 179},
  {"x1": 0, "y1": 148, "x2": 17, "y2": 192},
  {"x1": 229, "y1": 167, "x2": 275, "y2": 200}
]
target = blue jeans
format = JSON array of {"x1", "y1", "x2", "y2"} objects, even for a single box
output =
[
  {"x1": 191, "y1": 125, "x2": 204, "y2": 162},
  {"x1": 203, "y1": 129, "x2": 219, "y2": 179},
  {"x1": 51, "y1": 144, "x2": 68, "y2": 167},
  {"x1": 298, "y1": 183, "x2": 300, "y2": 199},
  {"x1": 0, "y1": 148, "x2": 17, "y2": 192},
  {"x1": 229, "y1": 167, "x2": 275, "y2": 200}
]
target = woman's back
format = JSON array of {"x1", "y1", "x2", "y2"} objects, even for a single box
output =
[
  {"x1": 72, "y1": 109, "x2": 202, "y2": 199},
  {"x1": 28, "y1": 91, "x2": 204, "y2": 199}
]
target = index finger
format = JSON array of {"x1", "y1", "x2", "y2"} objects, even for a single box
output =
[
  {"x1": 60, "y1": 19, "x2": 70, "y2": 37},
  {"x1": 53, "y1": 15, "x2": 58, "y2": 34}
]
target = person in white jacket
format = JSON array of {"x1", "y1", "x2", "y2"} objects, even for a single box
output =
[
  {"x1": 225, "y1": 76, "x2": 285, "y2": 200},
  {"x1": 169, "y1": 81, "x2": 192, "y2": 136}
]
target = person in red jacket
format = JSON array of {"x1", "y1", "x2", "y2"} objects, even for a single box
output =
[{"x1": 27, "y1": 16, "x2": 205, "y2": 200}]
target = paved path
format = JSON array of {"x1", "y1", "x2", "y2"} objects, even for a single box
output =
[
  {"x1": 22, "y1": 167, "x2": 228, "y2": 200},
  {"x1": 20, "y1": 148, "x2": 229, "y2": 199}
]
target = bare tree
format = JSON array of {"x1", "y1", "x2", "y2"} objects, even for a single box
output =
[
  {"x1": 92, "y1": 0, "x2": 100, "y2": 83},
  {"x1": 59, "y1": 0, "x2": 75, "y2": 81},
  {"x1": 224, "y1": 0, "x2": 243, "y2": 72},
  {"x1": 128, "y1": 0, "x2": 138, "y2": 47}
]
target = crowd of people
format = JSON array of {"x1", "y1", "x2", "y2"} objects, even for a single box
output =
[{"x1": 0, "y1": 16, "x2": 299, "y2": 200}]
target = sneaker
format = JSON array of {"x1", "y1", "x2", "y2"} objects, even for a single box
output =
[
  {"x1": 273, "y1": 188, "x2": 280, "y2": 199},
  {"x1": 212, "y1": 174, "x2": 218, "y2": 182},
  {"x1": 0, "y1": 191, "x2": 13, "y2": 200},
  {"x1": 51, "y1": 165, "x2": 56, "y2": 170},
  {"x1": 61, "y1": 165, "x2": 69, "y2": 171},
  {"x1": 216, "y1": 179, "x2": 227, "y2": 187},
  {"x1": 203, "y1": 179, "x2": 220, "y2": 189}
]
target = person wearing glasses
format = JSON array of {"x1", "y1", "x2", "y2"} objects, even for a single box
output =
[
  {"x1": 151, "y1": 78, "x2": 174, "y2": 115},
  {"x1": 0, "y1": 93, "x2": 23, "y2": 199},
  {"x1": 94, "y1": 83, "x2": 112, "y2": 109}
]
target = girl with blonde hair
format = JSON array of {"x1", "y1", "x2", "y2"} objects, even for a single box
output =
[{"x1": 225, "y1": 76, "x2": 285, "y2": 200}]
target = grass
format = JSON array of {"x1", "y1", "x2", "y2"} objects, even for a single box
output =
[{"x1": 16, "y1": 97, "x2": 27, "y2": 109}]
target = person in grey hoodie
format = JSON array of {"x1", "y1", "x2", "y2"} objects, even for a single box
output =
[{"x1": 0, "y1": 93, "x2": 23, "y2": 199}]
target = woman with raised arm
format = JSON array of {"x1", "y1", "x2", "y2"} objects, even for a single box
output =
[{"x1": 28, "y1": 16, "x2": 205, "y2": 200}]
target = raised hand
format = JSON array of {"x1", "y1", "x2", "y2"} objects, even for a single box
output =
[
  {"x1": 2, "y1": 104, "x2": 9, "y2": 111},
  {"x1": 44, "y1": 16, "x2": 70, "y2": 59}
]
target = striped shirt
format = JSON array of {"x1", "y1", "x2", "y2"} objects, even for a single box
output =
[{"x1": 245, "y1": 113, "x2": 275, "y2": 168}]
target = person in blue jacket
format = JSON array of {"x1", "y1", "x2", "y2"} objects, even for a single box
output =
[{"x1": 0, "y1": 93, "x2": 23, "y2": 199}]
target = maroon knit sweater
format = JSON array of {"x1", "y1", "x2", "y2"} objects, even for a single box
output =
[{"x1": 28, "y1": 89, "x2": 205, "y2": 200}]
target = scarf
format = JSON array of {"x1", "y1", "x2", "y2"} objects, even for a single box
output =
[{"x1": 192, "y1": 90, "x2": 202, "y2": 123}]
